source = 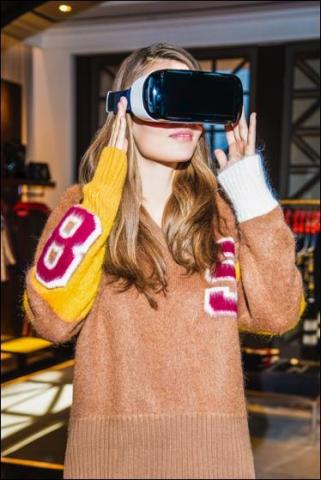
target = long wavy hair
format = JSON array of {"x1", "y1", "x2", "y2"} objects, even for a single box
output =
[{"x1": 79, "y1": 42, "x2": 221, "y2": 310}]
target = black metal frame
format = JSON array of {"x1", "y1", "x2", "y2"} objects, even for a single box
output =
[{"x1": 280, "y1": 41, "x2": 320, "y2": 199}]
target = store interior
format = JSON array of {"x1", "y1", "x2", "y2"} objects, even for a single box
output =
[{"x1": 1, "y1": 1, "x2": 320, "y2": 479}]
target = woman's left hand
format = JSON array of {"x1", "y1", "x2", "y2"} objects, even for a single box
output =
[{"x1": 214, "y1": 106, "x2": 257, "y2": 172}]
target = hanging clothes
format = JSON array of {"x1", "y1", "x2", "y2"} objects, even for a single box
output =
[
  {"x1": 283, "y1": 205, "x2": 320, "y2": 360},
  {"x1": 9, "y1": 201, "x2": 51, "y2": 272},
  {"x1": 3, "y1": 198, "x2": 51, "y2": 337}
]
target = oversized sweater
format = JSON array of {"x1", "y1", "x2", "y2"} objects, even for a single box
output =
[{"x1": 23, "y1": 146, "x2": 305, "y2": 479}]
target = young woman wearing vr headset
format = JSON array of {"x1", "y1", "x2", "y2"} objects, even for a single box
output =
[{"x1": 24, "y1": 43, "x2": 305, "y2": 479}]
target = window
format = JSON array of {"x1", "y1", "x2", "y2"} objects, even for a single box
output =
[
  {"x1": 288, "y1": 53, "x2": 320, "y2": 199},
  {"x1": 199, "y1": 57, "x2": 252, "y2": 170}
]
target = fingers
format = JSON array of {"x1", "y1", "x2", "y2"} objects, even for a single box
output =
[
  {"x1": 109, "y1": 109, "x2": 118, "y2": 146},
  {"x1": 109, "y1": 96, "x2": 128, "y2": 153},
  {"x1": 239, "y1": 105, "x2": 248, "y2": 143},
  {"x1": 115, "y1": 98, "x2": 128, "y2": 152},
  {"x1": 214, "y1": 149, "x2": 228, "y2": 170},
  {"x1": 226, "y1": 105, "x2": 248, "y2": 146},
  {"x1": 224, "y1": 107, "x2": 256, "y2": 159},
  {"x1": 225, "y1": 124, "x2": 236, "y2": 148},
  {"x1": 245, "y1": 112, "x2": 256, "y2": 156},
  {"x1": 232, "y1": 120, "x2": 241, "y2": 143}
]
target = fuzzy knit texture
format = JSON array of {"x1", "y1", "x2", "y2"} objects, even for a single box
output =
[
  {"x1": 23, "y1": 147, "x2": 305, "y2": 479},
  {"x1": 24, "y1": 146, "x2": 127, "y2": 321}
]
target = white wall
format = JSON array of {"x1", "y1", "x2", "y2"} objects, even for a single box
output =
[
  {"x1": 1, "y1": 34, "x2": 32, "y2": 149},
  {"x1": 21, "y1": 2, "x2": 320, "y2": 208},
  {"x1": 29, "y1": 48, "x2": 74, "y2": 208},
  {"x1": 2, "y1": 35, "x2": 73, "y2": 208}
]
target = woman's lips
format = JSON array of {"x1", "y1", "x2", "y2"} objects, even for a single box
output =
[{"x1": 169, "y1": 133, "x2": 193, "y2": 142}]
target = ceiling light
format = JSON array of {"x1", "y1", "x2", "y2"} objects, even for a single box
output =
[{"x1": 59, "y1": 4, "x2": 72, "y2": 13}]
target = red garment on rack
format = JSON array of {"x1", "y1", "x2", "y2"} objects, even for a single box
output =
[
  {"x1": 13, "y1": 201, "x2": 51, "y2": 217},
  {"x1": 9, "y1": 201, "x2": 51, "y2": 271}
]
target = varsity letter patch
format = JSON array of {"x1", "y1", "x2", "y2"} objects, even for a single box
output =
[
  {"x1": 204, "y1": 286, "x2": 238, "y2": 317},
  {"x1": 204, "y1": 237, "x2": 238, "y2": 318},
  {"x1": 36, "y1": 205, "x2": 102, "y2": 288}
]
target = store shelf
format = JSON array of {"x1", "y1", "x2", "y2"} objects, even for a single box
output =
[{"x1": 2, "y1": 178, "x2": 56, "y2": 187}]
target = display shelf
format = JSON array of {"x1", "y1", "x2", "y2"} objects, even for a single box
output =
[
  {"x1": 281, "y1": 199, "x2": 320, "y2": 206},
  {"x1": 2, "y1": 178, "x2": 56, "y2": 187}
]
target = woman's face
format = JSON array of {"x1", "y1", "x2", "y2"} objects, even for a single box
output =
[{"x1": 131, "y1": 59, "x2": 204, "y2": 166}]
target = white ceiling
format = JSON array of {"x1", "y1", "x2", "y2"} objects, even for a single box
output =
[
  {"x1": 24, "y1": 0, "x2": 320, "y2": 51},
  {"x1": 62, "y1": 0, "x2": 320, "y2": 25}
]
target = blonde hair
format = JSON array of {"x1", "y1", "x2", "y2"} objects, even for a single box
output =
[{"x1": 79, "y1": 42, "x2": 221, "y2": 310}]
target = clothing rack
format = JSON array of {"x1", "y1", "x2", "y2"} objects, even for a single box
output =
[
  {"x1": 241, "y1": 198, "x2": 320, "y2": 360},
  {"x1": 280, "y1": 198, "x2": 320, "y2": 361},
  {"x1": 1, "y1": 179, "x2": 55, "y2": 338}
]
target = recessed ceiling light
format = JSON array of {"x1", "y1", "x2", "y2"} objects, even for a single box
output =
[{"x1": 59, "y1": 4, "x2": 72, "y2": 13}]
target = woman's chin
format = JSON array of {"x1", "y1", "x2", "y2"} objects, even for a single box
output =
[
  {"x1": 171, "y1": 148, "x2": 195, "y2": 161},
  {"x1": 140, "y1": 143, "x2": 195, "y2": 164}
]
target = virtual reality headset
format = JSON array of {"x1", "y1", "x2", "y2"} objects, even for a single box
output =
[{"x1": 106, "y1": 69, "x2": 243, "y2": 125}]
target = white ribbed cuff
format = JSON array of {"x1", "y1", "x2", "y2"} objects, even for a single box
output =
[{"x1": 217, "y1": 153, "x2": 279, "y2": 223}]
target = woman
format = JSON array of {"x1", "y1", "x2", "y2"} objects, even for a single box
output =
[{"x1": 24, "y1": 42, "x2": 305, "y2": 479}]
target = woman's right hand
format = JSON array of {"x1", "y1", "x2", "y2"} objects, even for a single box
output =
[
  {"x1": 109, "y1": 96, "x2": 128, "y2": 154},
  {"x1": 82, "y1": 96, "x2": 128, "y2": 198}
]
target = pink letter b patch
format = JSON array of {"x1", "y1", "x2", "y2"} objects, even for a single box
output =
[{"x1": 36, "y1": 205, "x2": 102, "y2": 288}]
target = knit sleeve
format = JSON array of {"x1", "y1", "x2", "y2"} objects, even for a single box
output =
[
  {"x1": 236, "y1": 205, "x2": 306, "y2": 336},
  {"x1": 217, "y1": 153, "x2": 306, "y2": 336},
  {"x1": 23, "y1": 146, "x2": 127, "y2": 344}
]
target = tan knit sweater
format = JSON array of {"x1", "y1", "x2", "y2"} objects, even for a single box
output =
[{"x1": 24, "y1": 154, "x2": 304, "y2": 479}]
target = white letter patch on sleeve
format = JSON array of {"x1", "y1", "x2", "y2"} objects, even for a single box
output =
[{"x1": 36, "y1": 205, "x2": 102, "y2": 288}]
